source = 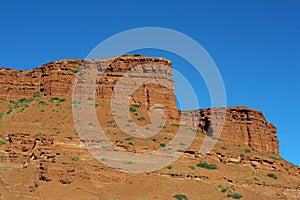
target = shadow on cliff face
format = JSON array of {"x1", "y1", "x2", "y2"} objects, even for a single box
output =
[{"x1": 199, "y1": 117, "x2": 213, "y2": 137}]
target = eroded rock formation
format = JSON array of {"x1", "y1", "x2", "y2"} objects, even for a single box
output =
[{"x1": 0, "y1": 55, "x2": 279, "y2": 155}]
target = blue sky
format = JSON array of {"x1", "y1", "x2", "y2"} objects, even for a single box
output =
[{"x1": 0, "y1": 1, "x2": 299, "y2": 166}]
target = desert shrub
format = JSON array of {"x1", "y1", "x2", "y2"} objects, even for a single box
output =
[
  {"x1": 49, "y1": 97, "x2": 60, "y2": 102},
  {"x1": 240, "y1": 154, "x2": 245, "y2": 158},
  {"x1": 106, "y1": 120, "x2": 115, "y2": 125},
  {"x1": 196, "y1": 162, "x2": 217, "y2": 170},
  {"x1": 38, "y1": 100, "x2": 47, "y2": 106},
  {"x1": 129, "y1": 106, "x2": 136, "y2": 112},
  {"x1": 221, "y1": 146, "x2": 227, "y2": 150},
  {"x1": 227, "y1": 193, "x2": 243, "y2": 199},
  {"x1": 166, "y1": 165, "x2": 172, "y2": 170},
  {"x1": 173, "y1": 194, "x2": 188, "y2": 200},
  {"x1": 267, "y1": 173, "x2": 278, "y2": 180},
  {"x1": 128, "y1": 142, "x2": 134, "y2": 146},
  {"x1": 131, "y1": 104, "x2": 141, "y2": 108},
  {"x1": 188, "y1": 166, "x2": 195, "y2": 170},
  {"x1": 6, "y1": 109, "x2": 13, "y2": 115},
  {"x1": 70, "y1": 156, "x2": 79, "y2": 161},
  {"x1": 34, "y1": 132, "x2": 44, "y2": 137},
  {"x1": 0, "y1": 140, "x2": 6, "y2": 145},
  {"x1": 160, "y1": 143, "x2": 166, "y2": 147},
  {"x1": 72, "y1": 67, "x2": 82, "y2": 73},
  {"x1": 220, "y1": 186, "x2": 228, "y2": 193},
  {"x1": 58, "y1": 98, "x2": 65, "y2": 102},
  {"x1": 137, "y1": 117, "x2": 145, "y2": 121},
  {"x1": 244, "y1": 149, "x2": 251, "y2": 153}
]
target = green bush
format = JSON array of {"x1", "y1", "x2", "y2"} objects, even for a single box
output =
[
  {"x1": 160, "y1": 143, "x2": 166, "y2": 148},
  {"x1": 244, "y1": 149, "x2": 251, "y2": 153},
  {"x1": 267, "y1": 173, "x2": 278, "y2": 180},
  {"x1": 171, "y1": 123, "x2": 180, "y2": 127},
  {"x1": 240, "y1": 154, "x2": 245, "y2": 158},
  {"x1": 137, "y1": 117, "x2": 145, "y2": 121},
  {"x1": 196, "y1": 162, "x2": 217, "y2": 170},
  {"x1": 166, "y1": 165, "x2": 172, "y2": 170},
  {"x1": 131, "y1": 104, "x2": 141, "y2": 108},
  {"x1": 49, "y1": 97, "x2": 60, "y2": 102},
  {"x1": 221, "y1": 146, "x2": 227, "y2": 150},
  {"x1": 128, "y1": 142, "x2": 134, "y2": 146},
  {"x1": 227, "y1": 193, "x2": 243, "y2": 199},
  {"x1": 106, "y1": 120, "x2": 115, "y2": 125},
  {"x1": 129, "y1": 106, "x2": 136, "y2": 112},
  {"x1": 0, "y1": 140, "x2": 6, "y2": 145},
  {"x1": 173, "y1": 194, "x2": 188, "y2": 200}
]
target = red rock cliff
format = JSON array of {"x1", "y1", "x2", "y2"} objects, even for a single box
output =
[{"x1": 0, "y1": 55, "x2": 279, "y2": 155}]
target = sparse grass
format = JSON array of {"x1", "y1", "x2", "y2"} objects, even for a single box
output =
[
  {"x1": 87, "y1": 97, "x2": 93, "y2": 101},
  {"x1": 221, "y1": 146, "x2": 227, "y2": 150},
  {"x1": 253, "y1": 177, "x2": 259, "y2": 181},
  {"x1": 267, "y1": 173, "x2": 278, "y2": 180},
  {"x1": 188, "y1": 166, "x2": 195, "y2": 170},
  {"x1": 123, "y1": 161, "x2": 134, "y2": 165},
  {"x1": 72, "y1": 68, "x2": 81, "y2": 73},
  {"x1": 49, "y1": 97, "x2": 65, "y2": 103},
  {"x1": 227, "y1": 193, "x2": 243, "y2": 199},
  {"x1": 0, "y1": 140, "x2": 6, "y2": 145},
  {"x1": 70, "y1": 156, "x2": 79, "y2": 161},
  {"x1": 270, "y1": 156, "x2": 279, "y2": 160},
  {"x1": 173, "y1": 194, "x2": 188, "y2": 200},
  {"x1": 196, "y1": 162, "x2": 217, "y2": 170},
  {"x1": 35, "y1": 132, "x2": 46, "y2": 137},
  {"x1": 171, "y1": 123, "x2": 180, "y2": 127}
]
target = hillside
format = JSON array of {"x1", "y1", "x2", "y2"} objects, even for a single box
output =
[{"x1": 0, "y1": 55, "x2": 299, "y2": 199}]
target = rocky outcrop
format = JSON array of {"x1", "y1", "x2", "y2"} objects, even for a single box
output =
[
  {"x1": 181, "y1": 106, "x2": 279, "y2": 155},
  {"x1": 0, "y1": 55, "x2": 178, "y2": 119},
  {"x1": 0, "y1": 55, "x2": 279, "y2": 155}
]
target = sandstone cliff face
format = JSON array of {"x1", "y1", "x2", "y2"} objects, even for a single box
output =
[
  {"x1": 181, "y1": 107, "x2": 279, "y2": 155},
  {"x1": 0, "y1": 55, "x2": 279, "y2": 155}
]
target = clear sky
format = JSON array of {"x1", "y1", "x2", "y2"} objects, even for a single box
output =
[{"x1": 0, "y1": 1, "x2": 299, "y2": 166}]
